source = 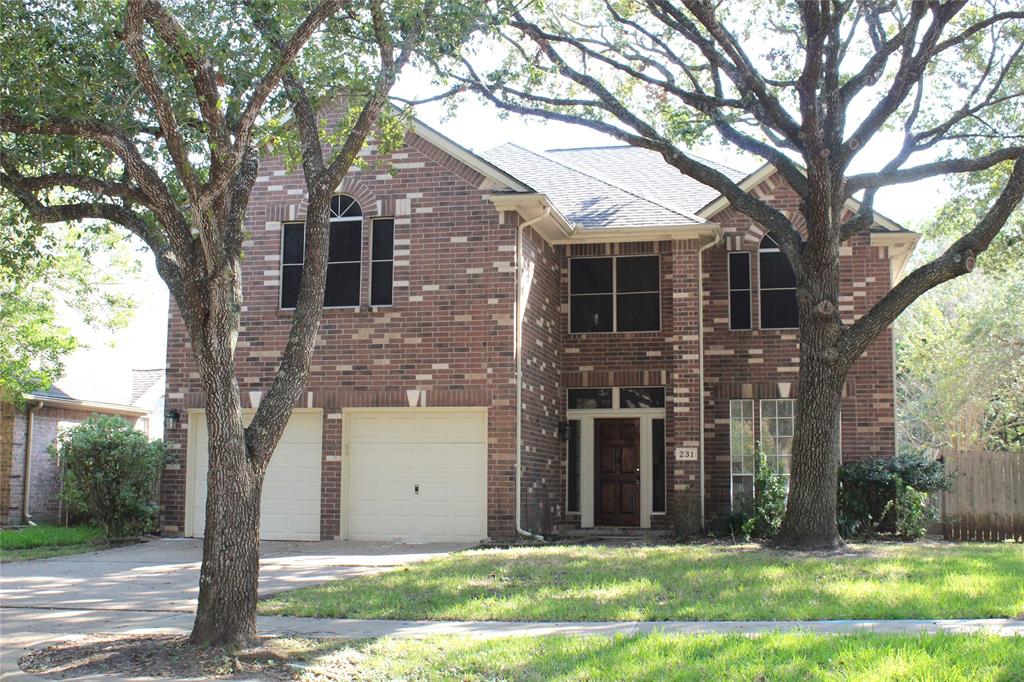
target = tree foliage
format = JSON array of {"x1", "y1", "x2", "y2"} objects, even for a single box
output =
[{"x1": 0, "y1": 194, "x2": 137, "y2": 402}]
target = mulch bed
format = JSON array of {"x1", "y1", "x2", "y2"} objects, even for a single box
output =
[{"x1": 20, "y1": 634, "x2": 312, "y2": 680}]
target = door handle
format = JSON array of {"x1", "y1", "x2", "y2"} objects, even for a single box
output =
[{"x1": 414, "y1": 484, "x2": 419, "y2": 494}]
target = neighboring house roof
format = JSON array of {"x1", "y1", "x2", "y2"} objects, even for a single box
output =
[
  {"x1": 481, "y1": 143, "x2": 706, "y2": 229},
  {"x1": 131, "y1": 368, "x2": 165, "y2": 404}
]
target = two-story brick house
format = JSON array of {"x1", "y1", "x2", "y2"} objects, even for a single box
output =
[{"x1": 158, "y1": 117, "x2": 917, "y2": 542}]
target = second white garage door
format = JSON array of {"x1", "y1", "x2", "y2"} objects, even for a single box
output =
[{"x1": 344, "y1": 409, "x2": 488, "y2": 543}]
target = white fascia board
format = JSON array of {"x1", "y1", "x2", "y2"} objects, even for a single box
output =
[{"x1": 550, "y1": 223, "x2": 721, "y2": 244}]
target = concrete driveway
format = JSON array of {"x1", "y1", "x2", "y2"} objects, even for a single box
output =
[{"x1": 0, "y1": 537, "x2": 466, "y2": 613}]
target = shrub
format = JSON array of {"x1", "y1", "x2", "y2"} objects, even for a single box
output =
[
  {"x1": 837, "y1": 452, "x2": 952, "y2": 539},
  {"x1": 51, "y1": 415, "x2": 166, "y2": 538},
  {"x1": 742, "y1": 448, "x2": 788, "y2": 539},
  {"x1": 884, "y1": 484, "x2": 935, "y2": 541}
]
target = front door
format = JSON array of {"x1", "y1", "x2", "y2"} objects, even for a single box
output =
[{"x1": 594, "y1": 418, "x2": 640, "y2": 526}]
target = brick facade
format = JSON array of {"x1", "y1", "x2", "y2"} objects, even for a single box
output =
[{"x1": 159, "y1": 131, "x2": 900, "y2": 541}]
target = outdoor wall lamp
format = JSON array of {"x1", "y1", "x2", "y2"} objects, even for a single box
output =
[
  {"x1": 558, "y1": 420, "x2": 572, "y2": 442},
  {"x1": 164, "y1": 409, "x2": 181, "y2": 431}
]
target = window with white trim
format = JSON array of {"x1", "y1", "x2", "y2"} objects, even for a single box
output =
[
  {"x1": 370, "y1": 217, "x2": 394, "y2": 306},
  {"x1": 758, "y1": 234, "x2": 799, "y2": 329},
  {"x1": 728, "y1": 252, "x2": 752, "y2": 330},
  {"x1": 729, "y1": 399, "x2": 755, "y2": 507},
  {"x1": 280, "y1": 195, "x2": 362, "y2": 309},
  {"x1": 569, "y1": 255, "x2": 660, "y2": 333},
  {"x1": 760, "y1": 398, "x2": 795, "y2": 483}
]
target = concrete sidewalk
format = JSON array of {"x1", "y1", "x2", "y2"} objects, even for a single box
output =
[{"x1": 2, "y1": 607, "x2": 1020, "y2": 680}]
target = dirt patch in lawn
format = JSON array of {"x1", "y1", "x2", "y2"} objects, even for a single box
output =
[{"x1": 20, "y1": 634, "x2": 340, "y2": 680}]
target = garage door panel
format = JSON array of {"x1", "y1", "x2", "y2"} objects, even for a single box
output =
[
  {"x1": 189, "y1": 410, "x2": 322, "y2": 541},
  {"x1": 346, "y1": 410, "x2": 487, "y2": 543}
]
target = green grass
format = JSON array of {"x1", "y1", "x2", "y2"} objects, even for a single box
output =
[
  {"x1": 260, "y1": 542, "x2": 1024, "y2": 622},
  {"x1": 280, "y1": 633, "x2": 1024, "y2": 681},
  {"x1": 0, "y1": 525, "x2": 104, "y2": 562}
]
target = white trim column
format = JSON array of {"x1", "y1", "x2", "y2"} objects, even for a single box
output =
[
  {"x1": 639, "y1": 416, "x2": 653, "y2": 529},
  {"x1": 581, "y1": 418, "x2": 595, "y2": 528}
]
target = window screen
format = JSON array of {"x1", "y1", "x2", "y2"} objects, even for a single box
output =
[
  {"x1": 728, "y1": 252, "x2": 752, "y2": 330},
  {"x1": 569, "y1": 255, "x2": 660, "y2": 333},
  {"x1": 370, "y1": 218, "x2": 394, "y2": 306},
  {"x1": 758, "y1": 234, "x2": 799, "y2": 329},
  {"x1": 280, "y1": 195, "x2": 363, "y2": 309}
]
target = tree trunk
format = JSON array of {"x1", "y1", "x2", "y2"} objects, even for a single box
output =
[
  {"x1": 184, "y1": 271, "x2": 267, "y2": 648},
  {"x1": 774, "y1": 331, "x2": 847, "y2": 550},
  {"x1": 188, "y1": 419, "x2": 263, "y2": 647}
]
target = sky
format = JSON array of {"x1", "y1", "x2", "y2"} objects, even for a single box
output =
[{"x1": 73, "y1": 91, "x2": 953, "y2": 381}]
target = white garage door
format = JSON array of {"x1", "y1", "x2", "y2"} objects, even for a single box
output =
[
  {"x1": 345, "y1": 409, "x2": 487, "y2": 543},
  {"x1": 187, "y1": 409, "x2": 322, "y2": 541}
]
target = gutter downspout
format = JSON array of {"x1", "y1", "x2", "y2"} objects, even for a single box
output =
[
  {"x1": 515, "y1": 207, "x2": 551, "y2": 541},
  {"x1": 21, "y1": 400, "x2": 43, "y2": 526},
  {"x1": 696, "y1": 231, "x2": 722, "y2": 530}
]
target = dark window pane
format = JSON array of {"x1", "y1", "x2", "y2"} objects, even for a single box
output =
[
  {"x1": 281, "y1": 264, "x2": 302, "y2": 309},
  {"x1": 331, "y1": 195, "x2": 362, "y2": 218},
  {"x1": 370, "y1": 261, "x2": 393, "y2": 306},
  {"x1": 329, "y1": 222, "x2": 362, "y2": 263},
  {"x1": 617, "y1": 292, "x2": 660, "y2": 331},
  {"x1": 570, "y1": 294, "x2": 613, "y2": 332},
  {"x1": 570, "y1": 258, "x2": 613, "y2": 294},
  {"x1": 760, "y1": 289, "x2": 799, "y2": 328},
  {"x1": 282, "y1": 223, "x2": 304, "y2": 264},
  {"x1": 617, "y1": 255, "x2": 660, "y2": 292},
  {"x1": 568, "y1": 388, "x2": 612, "y2": 409},
  {"x1": 325, "y1": 262, "x2": 360, "y2": 307},
  {"x1": 372, "y1": 219, "x2": 394, "y2": 261},
  {"x1": 652, "y1": 419, "x2": 665, "y2": 512},
  {"x1": 620, "y1": 387, "x2": 665, "y2": 408},
  {"x1": 759, "y1": 251, "x2": 797, "y2": 289},
  {"x1": 730, "y1": 291, "x2": 752, "y2": 330},
  {"x1": 760, "y1": 234, "x2": 779, "y2": 249},
  {"x1": 728, "y1": 252, "x2": 750, "y2": 290},
  {"x1": 567, "y1": 420, "x2": 580, "y2": 512}
]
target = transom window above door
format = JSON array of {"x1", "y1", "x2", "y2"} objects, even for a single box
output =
[
  {"x1": 569, "y1": 255, "x2": 660, "y2": 333},
  {"x1": 568, "y1": 386, "x2": 665, "y2": 410}
]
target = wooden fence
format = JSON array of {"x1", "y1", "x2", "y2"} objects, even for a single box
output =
[{"x1": 939, "y1": 449, "x2": 1024, "y2": 542}]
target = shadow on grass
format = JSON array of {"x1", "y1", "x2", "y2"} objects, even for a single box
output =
[{"x1": 260, "y1": 543, "x2": 1024, "y2": 622}]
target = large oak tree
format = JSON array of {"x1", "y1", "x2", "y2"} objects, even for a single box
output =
[
  {"x1": 450, "y1": 0, "x2": 1024, "y2": 548},
  {"x1": 1, "y1": 0, "x2": 481, "y2": 645}
]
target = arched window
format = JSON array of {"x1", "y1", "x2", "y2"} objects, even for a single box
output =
[
  {"x1": 280, "y1": 195, "x2": 363, "y2": 309},
  {"x1": 758, "y1": 234, "x2": 798, "y2": 329}
]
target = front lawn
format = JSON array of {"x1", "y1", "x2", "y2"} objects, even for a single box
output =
[
  {"x1": 21, "y1": 633, "x2": 1023, "y2": 681},
  {"x1": 260, "y1": 542, "x2": 1024, "y2": 622},
  {"x1": 0, "y1": 524, "x2": 105, "y2": 562}
]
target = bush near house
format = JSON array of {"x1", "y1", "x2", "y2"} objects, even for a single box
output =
[
  {"x1": 837, "y1": 453, "x2": 954, "y2": 540},
  {"x1": 711, "y1": 448, "x2": 787, "y2": 541},
  {"x1": 51, "y1": 415, "x2": 166, "y2": 538}
]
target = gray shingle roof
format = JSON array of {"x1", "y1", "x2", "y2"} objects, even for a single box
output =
[
  {"x1": 545, "y1": 145, "x2": 747, "y2": 216},
  {"x1": 480, "y1": 144, "x2": 707, "y2": 229}
]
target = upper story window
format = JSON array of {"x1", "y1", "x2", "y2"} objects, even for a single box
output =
[
  {"x1": 728, "y1": 252, "x2": 752, "y2": 331},
  {"x1": 569, "y1": 255, "x2": 660, "y2": 333},
  {"x1": 370, "y1": 218, "x2": 394, "y2": 307},
  {"x1": 280, "y1": 195, "x2": 362, "y2": 310},
  {"x1": 758, "y1": 234, "x2": 799, "y2": 329}
]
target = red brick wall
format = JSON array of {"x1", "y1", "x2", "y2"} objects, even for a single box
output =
[
  {"x1": 160, "y1": 130, "x2": 520, "y2": 541},
  {"x1": 700, "y1": 174, "x2": 897, "y2": 520},
  {"x1": 519, "y1": 225, "x2": 563, "y2": 533}
]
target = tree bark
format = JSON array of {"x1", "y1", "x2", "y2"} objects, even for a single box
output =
[{"x1": 774, "y1": 314, "x2": 847, "y2": 550}]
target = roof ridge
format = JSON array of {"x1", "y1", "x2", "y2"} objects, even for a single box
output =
[
  {"x1": 547, "y1": 144, "x2": 745, "y2": 178},
  {"x1": 511, "y1": 144, "x2": 705, "y2": 224}
]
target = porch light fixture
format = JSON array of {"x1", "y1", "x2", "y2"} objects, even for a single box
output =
[
  {"x1": 558, "y1": 420, "x2": 572, "y2": 442},
  {"x1": 164, "y1": 409, "x2": 180, "y2": 431}
]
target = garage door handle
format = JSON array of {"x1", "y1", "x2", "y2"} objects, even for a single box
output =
[{"x1": 414, "y1": 484, "x2": 419, "y2": 494}]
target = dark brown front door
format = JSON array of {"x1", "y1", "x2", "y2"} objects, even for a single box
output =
[{"x1": 595, "y1": 418, "x2": 640, "y2": 526}]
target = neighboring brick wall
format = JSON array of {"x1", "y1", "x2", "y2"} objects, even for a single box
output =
[
  {"x1": 700, "y1": 173, "x2": 897, "y2": 520},
  {"x1": 160, "y1": 129, "x2": 520, "y2": 541},
  {"x1": 519, "y1": 225, "x2": 563, "y2": 533}
]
